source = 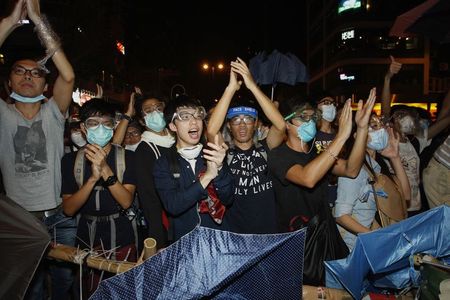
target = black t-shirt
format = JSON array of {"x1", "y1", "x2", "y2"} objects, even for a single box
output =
[
  {"x1": 224, "y1": 141, "x2": 277, "y2": 234},
  {"x1": 314, "y1": 130, "x2": 338, "y2": 207},
  {"x1": 268, "y1": 143, "x2": 328, "y2": 233},
  {"x1": 61, "y1": 146, "x2": 137, "y2": 249}
]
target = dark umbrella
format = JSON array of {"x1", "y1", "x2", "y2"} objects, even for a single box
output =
[
  {"x1": 90, "y1": 226, "x2": 307, "y2": 299},
  {"x1": 249, "y1": 49, "x2": 308, "y2": 100},
  {"x1": 325, "y1": 205, "x2": 450, "y2": 299},
  {"x1": 389, "y1": 0, "x2": 450, "y2": 44},
  {"x1": 0, "y1": 195, "x2": 51, "y2": 300}
]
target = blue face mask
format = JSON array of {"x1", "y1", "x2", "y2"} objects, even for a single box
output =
[
  {"x1": 297, "y1": 120, "x2": 317, "y2": 142},
  {"x1": 144, "y1": 111, "x2": 166, "y2": 132},
  {"x1": 86, "y1": 125, "x2": 113, "y2": 147},
  {"x1": 367, "y1": 128, "x2": 389, "y2": 151},
  {"x1": 10, "y1": 92, "x2": 46, "y2": 103}
]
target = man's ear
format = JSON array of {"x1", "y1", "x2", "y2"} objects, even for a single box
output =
[{"x1": 168, "y1": 122, "x2": 177, "y2": 132}]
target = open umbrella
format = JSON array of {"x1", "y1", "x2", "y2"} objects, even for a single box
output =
[
  {"x1": 90, "y1": 226, "x2": 307, "y2": 299},
  {"x1": 249, "y1": 49, "x2": 308, "y2": 100},
  {"x1": 389, "y1": 0, "x2": 450, "y2": 44},
  {"x1": 0, "y1": 195, "x2": 51, "y2": 300},
  {"x1": 325, "y1": 205, "x2": 450, "y2": 299}
]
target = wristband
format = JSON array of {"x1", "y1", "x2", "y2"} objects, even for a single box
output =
[
  {"x1": 103, "y1": 175, "x2": 118, "y2": 187},
  {"x1": 121, "y1": 114, "x2": 132, "y2": 122}
]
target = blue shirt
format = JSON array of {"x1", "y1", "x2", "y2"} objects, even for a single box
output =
[{"x1": 334, "y1": 155, "x2": 380, "y2": 250}]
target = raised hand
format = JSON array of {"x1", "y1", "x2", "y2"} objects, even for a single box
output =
[
  {"x1": 227, "y1": 64, "x2": 242, "y2": 92},
  {"x1": 84, "y1": 144, "x2": 109, "y2": 179},
  {"x1": 6, "y1": 0, "x2": 27, "y2": 26},
  {"x1": 126, "y1": 92, "x2": 136, "y2": 117},
  {"x1": 386, "y1": 55, "x2": 402, "y2": 79},
  {"x1": 355, "y1": 87, "x2": 376, "y2": 129},
  {"x1": 336, "y1": 99, "x2": 353, "y2": 141},
  {"x1": 380, "y1": 127, "x2": 400, "y2": 159},
  {"x1": 230, "y1": 57, "x2": 257, "y2": 90},
  {"x1": 25, "y1": 0, "x2": 41, "y2": 23},
  {"x1": 203, "y1": 134, "x2": 228, "y2": 171}
]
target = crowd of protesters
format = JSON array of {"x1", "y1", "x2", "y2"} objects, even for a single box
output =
[{"x1": 1, "y1": 1, "x2": 450, "y2": 299}]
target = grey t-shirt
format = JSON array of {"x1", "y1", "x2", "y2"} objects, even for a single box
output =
[{"x1": 0, "y1": 98, "x2": 65, "y2": 211}]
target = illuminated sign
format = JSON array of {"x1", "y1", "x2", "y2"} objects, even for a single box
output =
[
  {"x1": 338, "y1": 0, "x2": 361, "y2": 13},
  {"x1": 340, "y1": 73, "x2": 355, "y2": 81},
  {"x1": 341, "y1": 29, "x2": 355, "y2": 40}
]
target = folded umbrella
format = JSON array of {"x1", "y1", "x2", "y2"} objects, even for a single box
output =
[{"x1": 91, "y1": 226, "x2": 307, "y2": 300}]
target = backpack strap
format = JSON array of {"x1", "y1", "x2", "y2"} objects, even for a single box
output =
[
  {"x1": 255, "y1": 142, "x2": 268, "y2": 161},
  {"x1": 227, "y1": 145, "x2": 235, "y2": 166},
  {"x1": 114, "y1": 145, "x2": 126, "y2": 183},
  {"x1": 74, "y1": 148, "x2": 85, "y2": 188},
  {"x1": 167, "y1": 146, "x2": 181, "y2": 179}
]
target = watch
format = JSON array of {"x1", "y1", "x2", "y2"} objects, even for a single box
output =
[
  {"x1": 103, "y1": 175, "x2": 118, "y2": 187},
  {"x1": 121, "y1": 114, "x2": 132, "y2": 122}
]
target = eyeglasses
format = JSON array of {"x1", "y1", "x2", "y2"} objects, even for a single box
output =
[
  {"x1": 286, "y1": 112, "x2": 319, "y2": 123},
  {"x1": 369, "y1": 117, "x2": 385, "y2": 130},
  {"x1": 318, "y1": 99, "x2": 335, "y2": 106},
  {"x1": 143, "y1": 103, "x2": 165, "y2": 114},
  {"x1": 171, "y1": 106, "x2": 206, "y2": 122},
  {"x1": 125, "y1": 131, "x2": 141, "y2": 138},
  {"x1": 229, "y1": 116, "x2": 256, "y2": 125},
  {"x1": 84, "y1": 117, "x2": 115, "y2": 130},
  {"x1": 12, "y1": 65, "x2": 47, "y2": 78}
]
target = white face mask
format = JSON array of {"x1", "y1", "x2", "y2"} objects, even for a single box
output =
[
  {"x1": 125, "y1": 141, "x2": 141, "y2": 152},
  {"x1": 177, "y1": 144, "x2": 203, "y2": 160},
  {"x1": 321, "y1": 104, "x2": 336, "y2": 122},
  {"x1": 71, "y1": 131, "x2": 86, "y2": 148},
  {"x1": 399, "y1": 116, "x2": 415, "y2": 135}
]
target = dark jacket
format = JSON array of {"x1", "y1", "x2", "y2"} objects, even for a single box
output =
[{"x1": 153, "y1": 151, "x2": 234, "y2": 241}]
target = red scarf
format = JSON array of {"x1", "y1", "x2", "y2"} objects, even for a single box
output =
[{"x1": 197, "y1": 169, "x2": 226, "y2": 224}]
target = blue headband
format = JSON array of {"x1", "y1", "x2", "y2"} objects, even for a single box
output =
[{"x1": 226, "y1": 106, "x2": 258, "y2": 119}]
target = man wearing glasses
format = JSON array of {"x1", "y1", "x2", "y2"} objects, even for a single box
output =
[
  {"x1": 0, "y1": 0, "x2": 75, "y2": 298},
  {"x1": 206, "y1": 58, "x2": 285, "y2": 234},
  {"x1": 61, "y1": 99, "x2": 137, "y2": 295},
  {"x1": 153, "y1": 96, "x2": 234, "y2": 242}
]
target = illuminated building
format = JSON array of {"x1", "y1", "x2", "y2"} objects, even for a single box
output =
[{"x1": 306, "y1": 0, "x2": 450, "y2": 109}]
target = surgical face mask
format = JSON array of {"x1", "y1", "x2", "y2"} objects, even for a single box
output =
[
  {"x1": 321, "y1": 104, "x2": 336, "y2": 122},
  {"x1": 86, "y1": 125, "x2": 113, "y2": 147},
  {"x1": 399, "y1": 116, "x2": 415, "y2": 135},
  {"x1": 70, "y1": 131, "x2": 86, "y2": 148},
  {"x1": 178, "y1": 144, "x2": 203, "y2": 160},
  {"x1": 297, "y1": 120, "x2": 317, "y2": 143},
  {"x1": 10, "y1": 92, "x2": 46, "y2": 103},
  {"x1": 367, "y1": 128, "x2": 389, "y2": 151},
  {"x1": 125, "y1": 141, "x2": 141, "y2": 152},
  {"x1": 145, "y1": 111, "x2": 166, "y2": 132}
]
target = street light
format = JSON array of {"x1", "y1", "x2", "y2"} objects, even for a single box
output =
[{"x1": 202, "y1": 62, "x2": 225, "y2": 80}]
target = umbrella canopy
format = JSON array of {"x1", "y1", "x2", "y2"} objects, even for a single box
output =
[
  {"x1": 0, "y1": 195, "x2": 51, "y2": 300},
  {"x1": 90, "y1": 226, "x2": 307, "y2": 299},
  {"x1": 325, "y1": 205, "x2": 450, "y2": 299},
  {"x1": 249, "y1": 50, "x2": 308, "y2": 86},
  {"x1": 389, "y1": 0, "x2": 450, "y2": 44}
]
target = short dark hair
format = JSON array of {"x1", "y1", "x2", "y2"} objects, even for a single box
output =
[
  {"x1": 164, "y1": 95, "x2": 203, "y2": 125},
  {"x1": 127, "y1": 120, "x2": 144, "y2": 134},
  {"x1": 134, "y1": 91, "x2": 169, "y2": 120},
  {"x1": 79, "y1": 98, "x2": 116, "y2": 122}
]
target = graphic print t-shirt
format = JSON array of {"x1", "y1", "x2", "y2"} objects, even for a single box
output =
[
  {"x1": 0, "y1": 98, "x2": 65, "y2": 211},
  {"x1": 225, "y1": 142, "x2": 277, "y2": 234}
]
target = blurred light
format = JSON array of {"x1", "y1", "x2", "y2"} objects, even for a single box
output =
[
  {"x1": 77, "y1": 26, "x2": 82, "y2": 33},
  {"x1": 406, "y1": 37, "x2": 410, "y2": 40},
  {"x1": 366, "y1": 4, "x2": 370, "y2": 10},
  {"x1": 217, "y1": 63, "x2": 224, "y2": 70},
  {"x1": 202, "y1": 63, "x2": 209, "y2": 70},
  {"x1": 0, "y1": 53, "x2": 4, "y2": 58},
  {"x1": 341, "y1": 29, "x2": 355, "y2": 40},
  {"x1": 116, "y1": 41, "x2": 125, "y2": 55}
]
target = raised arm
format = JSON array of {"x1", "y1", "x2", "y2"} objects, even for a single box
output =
[
  {"x1": 428, "y1": 89, "x2": 450, "y2": 139},
  {"x1": 285, "y1": 100, "x2": 354, "y2": 188},
  {"x1": 26, "y1": 0, "x2": 74, "y2": 115},
  {"x1": 332, "y1": 88, "x2": 376, "y2": 178},
  {"x1": 0, "y1": 0, "x2": 27, "y2": 46},
  {"x1": 112, "y1": 91, "x2": 135, "y2": 145},
  {"x1": 206, "y1": 62, "x2": 241, "y2": 143},
  {"x1": 231, "y1": 57, "x2": 286, "y2": 149},
  {"x1": 380, "y1": 127, "x2": 411, "y2": 204},
  {"x1": 381, "y1": 56, "x2": 402, "y2": 118}
]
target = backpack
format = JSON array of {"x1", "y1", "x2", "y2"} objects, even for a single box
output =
[
  {"x1": 363, "y1": 159, "x2": 407, "y2": 228},
  {"x1": 227, "y1": 142, "x2": 267, "y2": 166},
  {"x1": 73, "y1": 145, "x2": 142, "y2": 252}
]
